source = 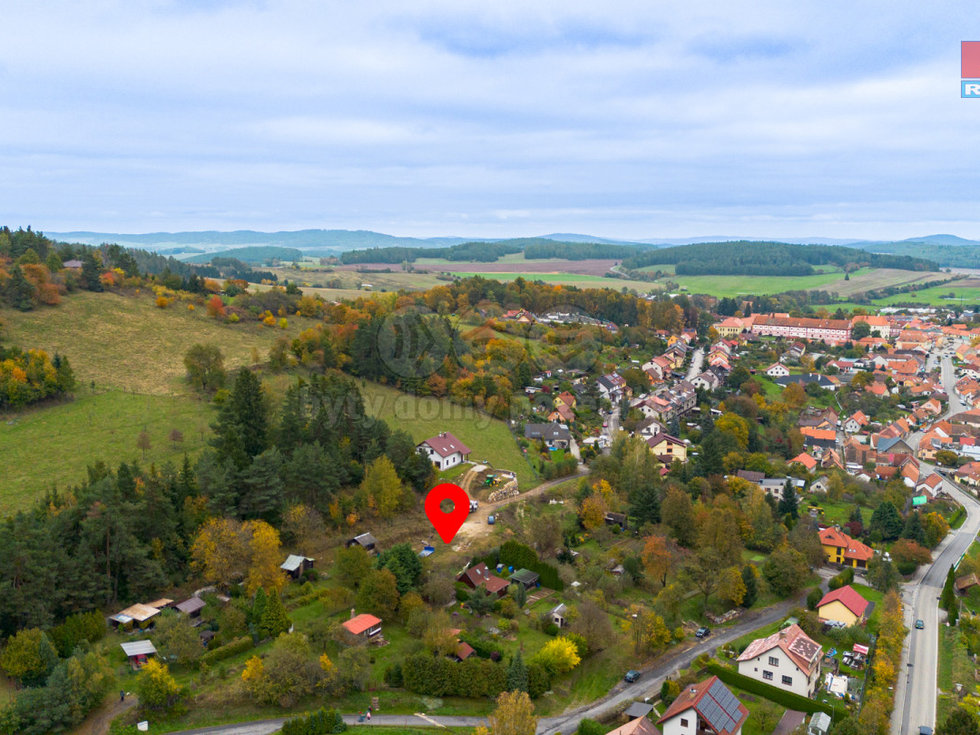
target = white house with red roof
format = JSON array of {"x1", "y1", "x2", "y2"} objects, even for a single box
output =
[
  {"x1": 417, "y1": 432, "x2": 472, "y2": 471},
  {"x1": 657, "y1": 676, "x2": 748, "y2": 735},
  {"x1": 736, "y1": 623, "x2": 822, "y2": 697}
]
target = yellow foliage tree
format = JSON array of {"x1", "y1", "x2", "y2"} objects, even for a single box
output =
[
  {"x1": 190, "y1": 517, "x2": 248, "y2": 586},
  {"x1": 529, "y1": 636, "x2": 581, "y2": 674},
  {"x1": 244, "y1": 520, "x2": 285, "y2": 596},
  {"x1": 579, "y1": 494, "x2": 609, "y2": 531},
  {"x1": 487, "y1": 691, "x2": 538, "y2": 735},
  {"x1": 718, "y1": 566, "x2": 747, "y2": 607}
]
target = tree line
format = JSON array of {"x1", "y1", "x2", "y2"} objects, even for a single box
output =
[
  {"x1": 621, "y1": 241, "x2": 936, "y2": 275},
  {"x1": 339, "y1": 238, "x2": 645, "y2": 264}
]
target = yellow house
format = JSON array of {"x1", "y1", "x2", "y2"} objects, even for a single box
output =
[
  {"x1": 816, "y1": 585, "x2": 869, "y2": 627},
  {"x1": 645, "y1": 433, "x2": 687, "y2": 463},
  {"x1": 818, "y1": 527, "x2": 874, "y2": 569}
]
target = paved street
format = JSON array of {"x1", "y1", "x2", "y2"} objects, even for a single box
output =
[{"x1": 892, "y1": 347, "x2": 978, "y2": 735}]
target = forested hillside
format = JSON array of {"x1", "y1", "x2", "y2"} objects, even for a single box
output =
[
  {"x1": 339, "y1": 238, "x2": 642, "y2": 264},
  {"x1": 621, "y1": 240, "x2": 937, "y2": 275}
]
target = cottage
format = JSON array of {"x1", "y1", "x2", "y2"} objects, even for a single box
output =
[
  {"x1": 175, "y1": 597, "x2": 206, "y2": 618},
  {"x1": 454, "y1": 641, "x2": 476, "y2": 662},
  {"x1": 342, "y1": 612, "x2": 382, "y2": 639},
  {"x1": 418, "y1": 432, "x2": 472, "y2": 470},
  {"x1": 280, "y1": 554, "x2": 315, "y2": 580},
  {"x1": 646, "y1": 433, "x2": 687, "y2": 463},
  {"x1": 109, "y1": 603, "x2": 161, "y2": 630},
  {"x1": 657, "y1": 676, "x2": 748, "y2": 735},
  {"x1": 735, "y1": 624, "x2": 822, "y2": 697},
  {"x1": 120, "y1": 640, "x2": 157, "y2": 669},
  {"x1": 956, "y1": 573, "x2": 980, "y2": 595},
  {"x1": 456, "y1": 562, "x2": 510, "y2": 597},
  {"x1": 817, "y1": 585, "x2": 870, "y2": 627},
  {"x1": 346, "y1": 532, "x2": 378, "y2": 552},
  {"x1": 604, "y1": 512, "x2": 628, "y2": 530}
]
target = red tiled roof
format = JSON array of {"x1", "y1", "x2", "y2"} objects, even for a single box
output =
[
  {"x1": 342, "y1": 613, "x2": 382, "y2": 635},
  {"x1": 456, "y1": 642, "x2": 475, "y2": 660},
  {"x1": 790, "y1": 452, "x2": 817, "y2": 470},
  {"x1": 736, "y1": 623, "x2": 822, "y2": 675},
  {"x1": 817, "y1": 585, "x2": 870, "y2": 618},
  {"x1": 819, "y1": 527, "x2": 874, "y2": 562}
]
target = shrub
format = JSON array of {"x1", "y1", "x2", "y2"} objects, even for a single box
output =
[
  {"x1": 281, "y1": 707, "x2": 347, "y2": 735},
  {"x1": 806, "y1": 587, "x2": 823, "y2": 610},
  {"x1": 199, "y1": 636, "x2": 253, "y2": 667},
  {"x1": 828, "y1": 567, "x2": 854, "y2": 590},
  {"x1": 706, "y1": 661, "x2": 843, "y2": 717}
]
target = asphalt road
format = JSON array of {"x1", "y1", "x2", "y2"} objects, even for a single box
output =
[{"x1": 892, "y1": 347, "x2": 978, "y2": 735}]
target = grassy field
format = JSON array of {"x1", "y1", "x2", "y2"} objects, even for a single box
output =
[
  {"x1": 359, "y1": 382, "x2": 538, "y2": 489},
  {"x1": 271, "y1": 265, "x2": 448, "y2": 293},
  {"x1": 1, "y1": 291, "x2": 319, "y2": 395},
  {"x1": 0, "y1": 389, "x2": 214, "y2": 512},
  {"x1": 449, "y1": 271, "x2": 660, "y2": 292},
  {"x1": 872, "y1": 281, "x2": 980, "y2": 307}
]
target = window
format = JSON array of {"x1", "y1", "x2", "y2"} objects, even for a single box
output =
[
  {"x1": 768, "y1": 656, "x2": 779, "y2": 666},
  {"x1": 680, "y1": 719, "x2": 689, "y2": 728},
  {"x1": 763, "y1": 670, "x2": 773, "y2": 681},
  {"x1": 782, "y1": 675, "x2": 793, "y2": 686}
]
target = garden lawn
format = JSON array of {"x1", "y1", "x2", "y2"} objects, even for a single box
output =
[
  {"x1": 850, "y1": 584, "x2": 884, "y2": 628},
  {"x1": 0, "y1": 388, "x2": 214, "y2": 513},
  {"x1": 936, "y1": 625, "x2": 974, "y2": 725},
  {"x1": 359, "y1": 382, "x2": 538, "y2": 489}
]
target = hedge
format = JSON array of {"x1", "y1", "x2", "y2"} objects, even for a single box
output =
[
  {"x1": 281, "y1": 707, "x2": 347, "y2": 735},
  {"x1": 402, "y1": 653, "x2": 507, "y2": 698},
  {"x1": 199, "y1": 635, "x2": 254, "y2": 667},
  {"x1": 706, "y1": 662, "x2": 846, "y2": 718}
]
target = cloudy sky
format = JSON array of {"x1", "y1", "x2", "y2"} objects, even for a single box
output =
[{"x1": 2, "y1": 1, "x2": 979, "y2": 240}]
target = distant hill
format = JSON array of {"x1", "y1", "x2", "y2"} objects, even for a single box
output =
[
  {"x1": 899, "y1": 234, "x2": 980, "y2": 246},
  {"x1": 621, "y1": 241, "x2": 937, "y2": 276},
  {"x1": 48, "y1": 229, "x2": 475, "y2": 252},
  {"x1": 339, "y1": 237, "x2": 650, "y2": 265},
  {"x1": 183, "y1": 246, "x2": 304, "y2": 265}
]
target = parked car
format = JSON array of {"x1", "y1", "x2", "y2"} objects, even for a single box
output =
[
  {"x1": 488, "y1": 515, "x2": 495, "y2": 525},
  {"x1": 695, "y1": 627, "x2": 711, "y2": 639},
  {"x1": 915, "y1": 619, "x2": 925, "y2": 629},
  {"x1": 624, "y1": 670, "x2": 640, "y2": 683},
  {"x1": 469, "y1": 500, "x2": 479, "y2": 513}
]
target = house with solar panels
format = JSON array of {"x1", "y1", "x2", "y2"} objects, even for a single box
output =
[
  {"x1": 657, "y1": 676, "x2": 748, "y2": 735},
  {"x1": 735, "y1": 623, "x2": 823, "y2": 697}
]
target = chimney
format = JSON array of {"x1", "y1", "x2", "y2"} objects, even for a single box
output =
[{"x1": 350, "y1": 608, "x2": 356, "y2": 620}]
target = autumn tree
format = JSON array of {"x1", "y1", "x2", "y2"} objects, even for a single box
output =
[
  {"x1": 641, "y1": 535, "x2": 674, "y2": 587},
  {"x1": 487, "y1": 690, "x2": 538, "y2": 735},
  {"x1": 190, "y1": 517, "x2": 248, "y2": 587},
  {"x1": 335, "y1": 546, "x2": 372, "y2": 591},
  {"x1": 762, "y1": 545, "x2": 810, "y2": 597},
  {"x1": 183, "y1": 343, "x2": 226, "y2": 393},
  {"x1": 244, "y1": 519, "x2": 285, "y2": 596},
  {"x1": 530, "y1": 636, "x2": 581, "y2": 675},
  {"x1": 718, "y1": 566, "x2": 747, "y2": 607},
  {"x1": 579, "y1": 494, "x2": 609, "y2": 532},
  {"x1": 134, "y1": 659, "x2": 182, "y2": 711},
  {"x1": 152, "y1": 611, "x2": 204, "y2": 665},
  {"x1": 626, "y1": 605, "x2": 671, "y2": 654},
  {"x1": 571, "y1": 598, "x2": 614, "y2": 652},
  {"x1": 360, "y1": 456, "x2": 407, "y2": 519},
  {"x1": 0, "y1": 628, "x2": 58, "y2": 686}
]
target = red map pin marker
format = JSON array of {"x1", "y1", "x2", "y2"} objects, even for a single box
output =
[{"x1": 425, "y1": 483, "x2": 470, "y2": 544}]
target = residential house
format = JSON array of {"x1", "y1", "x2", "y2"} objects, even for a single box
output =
[
  {"x1": 280, "y1": 554, "x2": 315, "y2": 580},
  {"x1": 774, "y1": 374, "x2": 837, "y2": 390},
  {"x1": 800, "y1": 428, "x2": 837, "y2": 451},
  {"x1": 915, "y1": 473, "x2": 944, "y2": 499},
  {"x1": 646, "y1": 432, "x2": 688, "y2": 464},
  {"x1": 816, "y1": 585, "x2": 870, "y2": 626},
  {"x1": 417, "y1": 432, "x2": 472, "y2": 471},
  {"x1": 346, "y1": 532, "x2": 378, "y2": 552},
  {"x1": 735, "y1": 624, "x2": 823, "y2": 697},
  {"x1": 843, "y1": 411, "x2": 869, "y2": 434},
  {"x1": 818, "y1": 527, "x2": 874, "y2": 569},
  {"x1": 525, "y1": 423, "x2": 572, "y2": 449},
  {"x1": 456, "y1": 562, "x2": 510, "y2": 597},
  {"x1": 597, "y1": 373, "x2": 630, "y2": 401},
  {"x1": 811, "y1": 475, "x2": 830, "y2": 494},
  {"x1": 750, "y1": 315, "x2": 851, "y2": 344},
  {"x1": 549, "y1": 404, "x2": 576, "y2": 423},
  {"x1": 554, "y1": 391, "x2": 577, "y2": 410},
  {"x1": 657, "y1": 676, "x2": 748, "y2": 735},
  {"x1": 690, "y1": 370, "x2": 721, "y2": 391},
  {"x1": 790, "y1": 453, "x2": 817, "y2": 472},
  {"x1": 765, "y1": 363, "x2": 790, "y2": 378},
  {"x1": 956, "y1": 461, "x2": 980, "y2": 487},
  {"x1": 342, "y1": 612, "x2": 383, "y2": 639},
  {"x1": 605, "y1": 717, "x2": 662, "y2": 735}
]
